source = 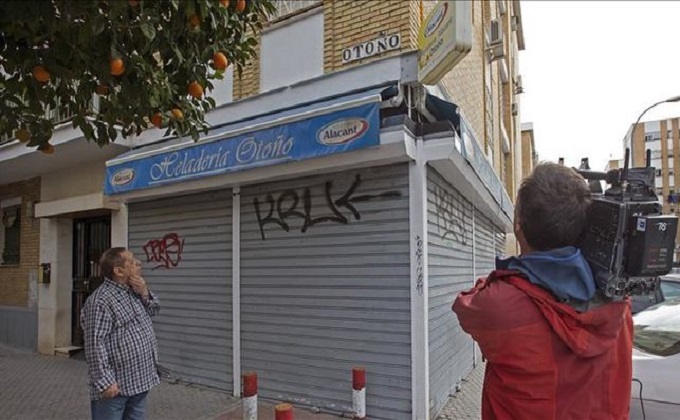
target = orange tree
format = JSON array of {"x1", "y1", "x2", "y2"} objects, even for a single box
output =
[{"x1": 0, "y1": 0, "x2": 275, "y2": 151}]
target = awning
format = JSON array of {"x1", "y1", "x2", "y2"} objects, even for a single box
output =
[{"x1": 105, "y1": 84, "x2": 396, "y2": 195}]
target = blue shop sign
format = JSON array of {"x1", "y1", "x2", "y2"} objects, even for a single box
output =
[{"x1": 105, "y1": 102, "x2": 380, "y2": 195}]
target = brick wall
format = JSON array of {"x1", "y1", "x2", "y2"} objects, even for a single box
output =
[
  {"x1": 232, "y1": 27, "x2": 261, "y2": 100},
  {"x1": 0, "y1": 178, "x2": 40, "y2": 307},
  {"x1": 233, "y1": 0, "x2": 418, "y2": 100},
  {"x1": 434, "y1": 0, "x2": 486, "y2": 159},
  {"x1": 632, "y1": 122, "x2": 646, "y2": 168},
  {"x1": 323, "y1": 0, "x2": 415, "y2": 72}
]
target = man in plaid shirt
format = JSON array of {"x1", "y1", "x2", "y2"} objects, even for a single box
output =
[{"x1": 82, "y1": 247, "x2": 161, "y2": 420}]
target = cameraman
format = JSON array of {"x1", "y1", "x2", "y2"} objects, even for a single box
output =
[{"x1": 453, "y1": 163, "x2": 632, "y2": 420}]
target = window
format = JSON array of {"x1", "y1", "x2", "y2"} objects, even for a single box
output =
[
  {"x1": 260, "y1": 5, "x2": 323, "y2": 92},
  {"x1": 1, "y1": 205, "x2": 21, "y2": 265},
  {"x1": 661, "y1": 281, "x2": 680, "y2": 299}
]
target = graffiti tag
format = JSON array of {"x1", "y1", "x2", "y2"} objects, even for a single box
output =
[
  {"x1": 415, "y1": 234, "x2": 424, "y2": 296},
  {"x1": 433, "y1": 184, "x2": 468, "y2": 245},
  {"x1": 143, "y1": 233, "x2": 186, "y2": 270},
  {"x1": 254, "y1": 174, "x2": 401, "y2": 240}
]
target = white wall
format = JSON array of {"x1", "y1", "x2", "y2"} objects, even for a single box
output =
[
  {"x1": 41, "y1": 160, "x2": 107, "y2": 202},
  {"x1": 211, "y1": 67, "x2": 234, "y2": 107},
  {"x1": 38, "y1": 218, "x2": 73, "y2": 354},
  {"x1": 260, "y1": 9, "x2": 324, "y2": 92}
]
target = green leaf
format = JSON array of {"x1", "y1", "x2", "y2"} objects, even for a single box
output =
[
  {"x1": 107, "y1": 125, "x2": 117, "y2": 142},
  {"x1": 0, "y1": 0, "x2": 275, "y2": 148},
  {"x1": 140, "y1": 22, "x2": 156, "y2": 40}
]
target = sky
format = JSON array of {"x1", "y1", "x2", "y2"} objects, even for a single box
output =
[{"x1": 519, "y1": 1, "x2": 680, "y2": 170}]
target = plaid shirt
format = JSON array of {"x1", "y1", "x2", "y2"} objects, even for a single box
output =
[{"x1": 81, "y1": 278, "x2": 161, "y2": 400}]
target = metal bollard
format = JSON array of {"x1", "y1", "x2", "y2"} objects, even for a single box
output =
[
  {"x1": 275, "y1": 403, "x2": 294, "y2": 420},
  {"x1": 242, "y1": 372, "x2": 257, "y2": 420},
  {"x1": 352, "y1": 367, "x2": 366, "y2": 419}
]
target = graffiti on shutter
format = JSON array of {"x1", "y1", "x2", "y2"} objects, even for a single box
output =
[
  {"x1": 433, "y1": 184, "x2": 468, "y2": 246},
  {"x1": 143, "y1": 232, "x2": 186, "y2": 270},
  {"x1": 253, "y1": 173, "x2": 402, "y2": 240}
]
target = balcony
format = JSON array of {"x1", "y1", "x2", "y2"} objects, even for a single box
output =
[
  {"x1": 0, "y1": 98, "x2": 77, "y2": 146},
  {"x1": 0, "y1": 98, "x2": 129, "y2": 185}
]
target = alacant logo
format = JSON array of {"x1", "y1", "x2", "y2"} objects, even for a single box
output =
[
  {"x1": 317, "y1": 118, "x2": 369, "y2": 145},
  {"x1": 424, "y1": 2, "x2": 448, "y2": 38},
  {"x1": 111, "y1": 168, "x2": 135, "y2": 186}
]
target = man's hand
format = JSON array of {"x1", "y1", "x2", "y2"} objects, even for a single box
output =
[
  {"x1": 129, "y1": 275, "x2": 149, "y2": 298},
  {"x1": 101, "y1": 383, "x2": 119, "y2": 399}
]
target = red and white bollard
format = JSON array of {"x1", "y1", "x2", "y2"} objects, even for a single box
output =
[
  {"x1": 352, "y1": 367, "x2": 366, "y2": 419},
  {"x1": 275, "y1": 403, "x2": 294, "y2": 420},
  {"x1": 242, "y1": 372, "x2": 257, "y2": 420}
]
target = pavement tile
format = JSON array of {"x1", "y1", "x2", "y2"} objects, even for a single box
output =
[{"x1": 0, "y1": 343, "x2": 484, "y2": 420}]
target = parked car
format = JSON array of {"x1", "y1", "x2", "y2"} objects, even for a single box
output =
[
  {"x1": 630, "y1": 297, "x2": 680, "y2": 419},
  {"x1": 631, "y1": 274, "x2": 680, "y2": 314}
]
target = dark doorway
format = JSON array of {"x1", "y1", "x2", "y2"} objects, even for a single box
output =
[{"x1": 72, "y1": 217, "x2": 111, "y2": 347}]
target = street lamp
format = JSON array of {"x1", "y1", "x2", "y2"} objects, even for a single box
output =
[
  {"x1": 626, "y1": 95, "x2": 680, "y2": 167},
  {"x1": 631, "y1": 95, "x2": 680, "y2": 133}
]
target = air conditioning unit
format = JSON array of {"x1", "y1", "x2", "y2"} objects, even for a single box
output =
[
  {"x1": 514, "y1": 75, "x2": 524, "y2": 94},
  {"x1": 511, "y1": 103, "x2": 518, "y2": 116}
]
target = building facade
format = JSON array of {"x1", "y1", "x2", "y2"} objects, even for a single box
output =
[
  {"x1": 0, "y1": 1, "x2": 526, "y2": 418},
  {"x1": 623, "y1": 116, "x2": 680, "y2": 261}
]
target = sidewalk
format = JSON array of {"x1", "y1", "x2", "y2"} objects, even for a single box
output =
[
  {"x1": 436, "y1": 362, "x2": 485, "y2": 420},
  {"x1": 0, "y1": 343, "x2": 483, "y2": 420},
  {"x1": 0, "y1": 344, "x2": 236, "y2": 420}
]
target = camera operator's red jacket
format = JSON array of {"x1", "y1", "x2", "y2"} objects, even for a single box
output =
[{"x1": 453, "y1": 270, "x2": 633, "y2": 420}]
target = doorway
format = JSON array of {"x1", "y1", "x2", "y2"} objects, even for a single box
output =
[{"x1": 71, "y1": 216, "x2": 111, "y2": 346}]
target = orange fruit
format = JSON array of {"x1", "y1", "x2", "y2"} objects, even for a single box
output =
[
  {"x1": 110, "y1": 58, "x2": 125, "y2": 76},
  {"x1": 32, "y1": 66, "x2": 50, "y2": 83},
  {"x1": 15, "y1": 128, "x2": 31, "y2": 142},
  {"x1": 171, "y1": 108, "x2": 184, "y2": 121},
  {"x1": 151, "y1": 112, "x2": 163, "y2": 128},
  {"x1": 188, "y1": 82, "x2": 204, "y2": 99},
  {"x1": 188, "y1": 14, "x2": 201, "y2": 28},
  {"x1": 95, "y1": 84, "x2": 110, "y2": 95},
  {"x1": 212, "y1": 52, "x2": 228, "y2": 71},
  {"x1": 39, "y1": 143, "x2": 55, "y2": 154},
  {"x1": 220, "y1": 0, "x2": 229, "y2": 7},
  {"x1": 236, "y1": 0, "x2": 246, "y2": 12}
]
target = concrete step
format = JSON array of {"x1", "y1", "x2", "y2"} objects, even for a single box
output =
[{"x1": 54, "y1": 346, "x2": 83, "y2": 358}]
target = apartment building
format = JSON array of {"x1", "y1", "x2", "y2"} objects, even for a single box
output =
[
  {"x1": 0, "y1": 1, "x2": 526, "y2": 418},
  {"x1": 623, "y1": 116, "x2": 680, "y2": 261}
]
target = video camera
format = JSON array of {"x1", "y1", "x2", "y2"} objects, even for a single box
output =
[{"x1": 575, "y1": 149, "x2": 679, "y2": 299}]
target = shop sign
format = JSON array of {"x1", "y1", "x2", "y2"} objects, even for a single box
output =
[
  {"x1": 104, "y1": 103, "x2": 380, "y2": 195},
  {"x1": 342, "y1": 33, "x2": 401, "y2": 64},
  {"x1": 418, "y1": 1, "x2": 472, "y2": 85}
]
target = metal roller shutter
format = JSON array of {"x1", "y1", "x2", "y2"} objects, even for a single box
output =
[
  {"x1": 128, "y1": 190, "x2": 232, "y2": 391},
  {"x1": 240, "y1": 164, "x2": 410, "y2": 420},
  {"x1": 426, "y1": 167, "x2": 475, "y2": 417},
  {"x1": 475, "y1": 210, "x2": 498, "y2": 275}
]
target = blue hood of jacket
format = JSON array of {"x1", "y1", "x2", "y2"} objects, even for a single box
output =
[{"x1": 495, "y1": 246, "x2": 596, "y2": 302}]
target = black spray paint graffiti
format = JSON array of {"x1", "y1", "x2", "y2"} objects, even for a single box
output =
[
  {"x1": 433, "y1": 184, "x2": 469, "y2": 245},
  {"x1": 143, "y1": 233, "x2": 186, "y2": 270},
  {"x1": 415, "y1": 234, "x2": 424, "y2": 295},
  {"x1": 254, "y1": 174, "x2": 402, "y2": 240}
]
